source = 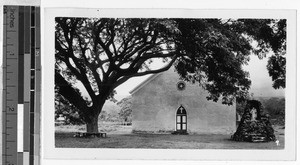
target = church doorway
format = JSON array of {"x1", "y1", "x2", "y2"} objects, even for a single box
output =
[{"x1": 176, "y1": 105, "x2": 187, "y2": 133}]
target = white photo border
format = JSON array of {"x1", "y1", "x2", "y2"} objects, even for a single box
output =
[{"x1": 42, "y1": 8, "x2": 297, "y2": 160}]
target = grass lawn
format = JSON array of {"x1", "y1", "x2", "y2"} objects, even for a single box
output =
[{"x1": 55, "y1": 122, "x2": 285, "y2": 149}]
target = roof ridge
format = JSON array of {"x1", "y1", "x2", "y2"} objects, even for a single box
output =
[{"x1": 129, "y1": 73, "x2": 163, "y2": 95}]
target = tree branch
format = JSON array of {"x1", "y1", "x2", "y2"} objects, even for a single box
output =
[
  {"x1": 57, "y1": 20, "x2": 97, "y2": 101},
  {"x1": 95, "y1": 25, "x2": 115, "y2": 65},
  {"x1": 131, "y1": 54, "x2": 178, "y2": 77},
  {"x1": 55, "y1": 71, "x2": 93, "y2": 119},
  {"x1": 76, "y1": 33, "x2": 103, "y2": 90}
]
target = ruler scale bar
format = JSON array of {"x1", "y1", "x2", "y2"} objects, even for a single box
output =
[
  {"x1": 3, "y1": 6, "x2": 19, "y2": 165},
  {"x1": 18, "y1": 6, "x2": 24, "y2": 104},
  {"x1": 17, "y1": 8, "x2": 25, "y2": 165},
  {"x1": 2, "y1": 13, "x2": 7, "y2": 161},
  {"x1": 23, "y1": 7, "x2": 31, "y2": 158},
  {"x1": 18, "y1": 152, "x2": 23, "y2": 165},
  {"x1": 2, "y1": 29, "x2": 7, "y2": 164},
  {"x1": 31, "y1": 7, "x2": 35, "y2": 27},
  {"x1": 24, "y1": 7, "x2": 31, "y2": 54},
  {"x1": 34, "y1": 7, "x2": 41, "y2": 165},
  {"x1": 3, "y1": 5, "x2": 41, "y2": 165},
  {"x1": 29, "y1": 6, "x2": 37, "y2": 165},
  {"x1": 30, "y1": 28, "x2": 35, "y2": 69}
]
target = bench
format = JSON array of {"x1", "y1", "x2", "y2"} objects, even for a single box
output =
[{"x1": 74, "y1": 132, "x2": 107, "y2": 138}]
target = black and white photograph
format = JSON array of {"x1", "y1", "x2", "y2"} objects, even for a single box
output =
[
  {"x1": 42, "y1": 6, "x2": 297, "y2": 162},
  {"x1": 0, "y1": 0, "x2": 298, "y2": 165},
  {"x1": 54, "y1": 17, "x2": 286, "y2": 149}
]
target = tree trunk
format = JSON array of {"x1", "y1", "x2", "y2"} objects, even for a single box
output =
[
  {"x1": 85, "y1": 98, "x2": 106, "y2": 133},
  {"x1": 86, "y1": 115, "x2": 99, "y2": 133}
]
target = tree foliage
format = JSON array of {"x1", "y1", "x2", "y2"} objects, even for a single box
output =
[
  {"x1": 237, "y1": 19, "x2": 286, "y2": 89},
  {"x1": 55, "y1": 90, "x2": 85, "y2": 125},
  {"x1": 55, "y1": 17, "x2": 286, "y2": 132},
  {"x1": 260, "y1": 97, "x2": 285, "y2": 125},
  {"x1": 117, "y1": 96, "x2": 133, "y2": 123}
]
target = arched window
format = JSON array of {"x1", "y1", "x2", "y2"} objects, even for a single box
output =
[{"x1": 176, "y1": 105, "x2": 187, "y2": 132}]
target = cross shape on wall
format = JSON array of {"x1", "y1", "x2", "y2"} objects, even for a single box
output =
[{"x1": 180, "y1": 107, "x2": 183, "y2": 113}]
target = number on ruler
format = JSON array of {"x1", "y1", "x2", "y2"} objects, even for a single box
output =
[
  {"x1": 8, "y1": 106, "x2": 14, "y2": 111},
  {"x1": 35, "y1": 50, "x2": 40, "y2": 56}
]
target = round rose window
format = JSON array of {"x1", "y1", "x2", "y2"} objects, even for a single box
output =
[{"x1": 177, "y1": 81, "x2": 186, "y2": 91}]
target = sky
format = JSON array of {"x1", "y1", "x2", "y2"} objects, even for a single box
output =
[{"x1": 242, "y1": 54, "x2": 285, "y2": 98}]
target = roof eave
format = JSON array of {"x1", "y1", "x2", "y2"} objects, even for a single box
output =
[{"x1": 129, "y1": 73, "x2": 163, "y2": 95}]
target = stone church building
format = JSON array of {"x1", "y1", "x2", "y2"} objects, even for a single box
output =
[{"x1": 129, "y1": 68, "x2": 236, "y2": 134}]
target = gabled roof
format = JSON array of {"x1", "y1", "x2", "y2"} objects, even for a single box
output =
[{"x1": 129, "y1": 73, "x2": 163, "y2": 95}]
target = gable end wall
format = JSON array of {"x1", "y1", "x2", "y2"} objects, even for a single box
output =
[{"x1": 131, "y1": 68, "x2": 236, "y2": 134}]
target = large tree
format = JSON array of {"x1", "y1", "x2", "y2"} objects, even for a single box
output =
[{"x1": 55, "y1": 18, "x2": 286, "y2": 133}]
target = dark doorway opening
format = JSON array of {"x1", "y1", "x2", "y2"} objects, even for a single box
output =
[{"x1": 175, "y1": 105, "x2": 187, "y2": 134}]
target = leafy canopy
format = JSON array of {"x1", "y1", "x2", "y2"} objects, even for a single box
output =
[{"x1": 55, "y1": 18, "x2": 286, "y2": 108}]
